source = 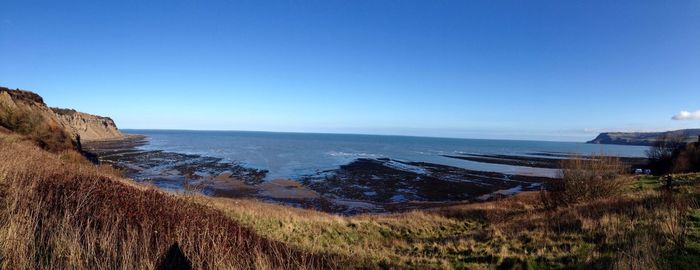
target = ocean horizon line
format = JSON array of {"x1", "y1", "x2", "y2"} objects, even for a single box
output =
[{"x1": 120, "y1": 128, "x2": 589, "y2": 144}]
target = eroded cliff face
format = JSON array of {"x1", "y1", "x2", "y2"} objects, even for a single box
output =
[
  {"x1": 52, "y1": 108, "x2": 124, "y2": 141},
  {"x1": 0, "y1": 87, "x2": 124, "y2": 145},
  {"x1": 0, "y1": 88, "x2": 59, "y2": 126}
]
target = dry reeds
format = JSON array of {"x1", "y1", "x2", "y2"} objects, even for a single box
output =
[{"x1": 0, "y1": 139, "x2": 338, "y2": 269}]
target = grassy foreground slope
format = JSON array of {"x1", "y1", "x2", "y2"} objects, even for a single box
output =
[
  {"x1": 0, "y1": 133, "x2": 338, "y2": 270},
  {"x1": 3, "y1": 128, "x2": 700, "y2": 269},
  {"x1": 199, "y1": 173, "x2": 700, "y2": 269}
]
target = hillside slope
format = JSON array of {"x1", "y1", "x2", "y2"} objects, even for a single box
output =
[
  {"x1": 588, "y1": 129, "x2": 700, "y2": 146},
  {"x1": 0, "y1": 134, "x2": 337, "y2": 269}
]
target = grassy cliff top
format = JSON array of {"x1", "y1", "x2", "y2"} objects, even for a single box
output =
[
  {"x1": 0, "y1": 86, "x2": 45, "y2": 104},
  {"x1": 50, "y1": 107, "x2": 78, "y2": 116}
]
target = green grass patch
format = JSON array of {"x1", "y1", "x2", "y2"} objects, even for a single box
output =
[
  {"x1": 633, "y1": 175, "x2": 662, "y2": 191},
  {"x1": 667, "y1": 207, "x2": 700, "y2": 269}
]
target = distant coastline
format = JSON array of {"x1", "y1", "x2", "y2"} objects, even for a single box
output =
[{"x1": 587, "y1": 129, "x2": 700, "y2": 146}]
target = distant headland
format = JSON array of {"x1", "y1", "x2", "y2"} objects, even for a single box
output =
[{"x1": 588, "y1": 129, "x2": 700, "y2": 146}]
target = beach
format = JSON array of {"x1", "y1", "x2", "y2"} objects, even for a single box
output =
[{"x1": 83, "y1": 131, "x2": 648, "y2": 214}]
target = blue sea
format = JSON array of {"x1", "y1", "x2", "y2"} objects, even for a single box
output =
[{"x1": 124, "y1": 129, "x2": 649, "y2": 180}]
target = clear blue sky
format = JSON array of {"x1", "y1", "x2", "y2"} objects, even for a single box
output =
[{"x1": 1, "y1": 0, "x2": 699, "y2": 141}]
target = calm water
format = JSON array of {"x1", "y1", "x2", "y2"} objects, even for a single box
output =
[{"x1": 124, "y1": 129, "x2": 649, "y2": 179}]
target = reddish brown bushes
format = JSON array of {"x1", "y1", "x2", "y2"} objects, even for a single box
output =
[
  {"x1": 672, "y1": 143, "x2": 700, "y2": 173},
  {"x1": 647, "y1": 134, "x2": 700, "y2": 174}
]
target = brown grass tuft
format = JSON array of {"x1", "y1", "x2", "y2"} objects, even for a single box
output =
[{"x1": 542, "y1": 155, "x2": 630, "y2": 208}]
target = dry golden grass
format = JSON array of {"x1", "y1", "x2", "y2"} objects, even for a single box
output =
[
  {"x1": 201, "y1": 173, "x2": 699, "y2": 269},
  {"x1": 0, "y1": 137, "x2": 339, "y2": 270}
]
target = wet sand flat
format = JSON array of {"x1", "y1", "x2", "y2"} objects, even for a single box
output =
[{"x1": 444, "y1": 153, "x2": 648, "y2": 169}]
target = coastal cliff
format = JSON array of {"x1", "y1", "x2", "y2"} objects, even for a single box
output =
[
  {"x1": 0, "y1": 87, "x2": 62, "y2": 128},
  {"x1": 0, "y1": 87, "x2": 124, "y2": 148},
  {"x1": 52, "y1": 108, "x2": 124, "y2": 141},
  {"x1": 588, "y1": 129, "x2": 700, "y2": 146}
]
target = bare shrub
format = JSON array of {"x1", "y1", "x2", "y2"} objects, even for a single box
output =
[
  {"x1": 645, "y1": 134, "x2": 700, "y2": 174},
  {"x1": 542, "y1": 155, "x2": 629, "y2": 208},
  {"x1": 647, "y1": 134, "x2": 687, "y2": 175},
  {"x1": 0, "y1": 103, "x2": 43, "y2": 134}
]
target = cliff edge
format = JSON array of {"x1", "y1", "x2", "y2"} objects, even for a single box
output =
[
  {"x1": 51, "y1": 108, "x2": 124, "y2": 141},
  {"x1": 0, "y1": 87, "x2": 124, "y2": 148}
]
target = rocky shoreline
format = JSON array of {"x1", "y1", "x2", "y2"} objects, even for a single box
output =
[{"x1": 84, "y1": 136, "x2": 563, "y2": 214}]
